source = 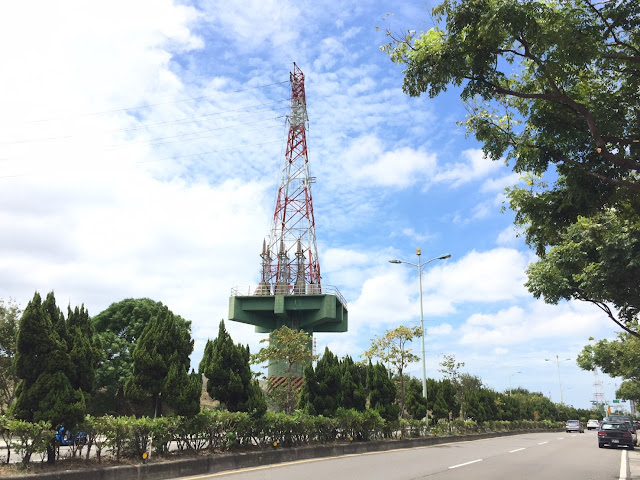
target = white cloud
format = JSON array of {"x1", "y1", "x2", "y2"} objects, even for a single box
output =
[
  {"x1": 200, "y1": 0, "x2": 302, "y2": 52},
  {"x1": 433, "y1": 149, "x2": 503, "y2": 187},
  {"x1": 425, "y1": 248, "x2": 532, "y2": 304},
  {"x1": 343, "y1": 135, "x2": 437, "y2": 189},
  {"x1": 496, "y1": 225, "x2": 523, "y2": 247},
  {"x1": 457, "y1": 301, "x2": 606, "y2": 347}
]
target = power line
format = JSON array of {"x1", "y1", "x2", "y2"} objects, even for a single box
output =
[{"x1": 24, "y1": 80, "x2": 290, "y2": 124}]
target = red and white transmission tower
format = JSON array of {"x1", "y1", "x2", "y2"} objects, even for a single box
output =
[
  {"x1": 257, "y1": 63, "x2": 321, "y2": 296},
  {"x1": 592, "y1": 367, "x2": 605, "y2": 405}
]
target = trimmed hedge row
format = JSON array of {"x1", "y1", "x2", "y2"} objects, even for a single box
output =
[{"x1": 0, "y1": 410, "x2": 563, "y2": 466}]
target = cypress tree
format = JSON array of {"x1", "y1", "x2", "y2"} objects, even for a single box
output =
[
  {"x1": 199, "y1": 320, "x2": 265, "y2": 416},
  {"x1": 299, "y1": 363, "x2": 318, "y2": 415},
  {"x1": 299, "y1": 347, "x2": 342, "y2": 417},
  {"x1": 368, "y1": 362, "x2": 399, "y2": 423},
  {"x1": 339, "y1": 355, "x2": 366, "y2": 411},
  {"x1": 404, "y1": 377, "x2": 427, "y2": 420},
  {"x1": 124, "y1": 308, "x2": 198, "y2": 417},
  {"x1": 12, "y1": 292, "x2": 87, "y2": 464}
]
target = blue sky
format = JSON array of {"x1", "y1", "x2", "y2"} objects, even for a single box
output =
[{"x1": 0, "y1": 0, "x2": 626, "y2": 411}]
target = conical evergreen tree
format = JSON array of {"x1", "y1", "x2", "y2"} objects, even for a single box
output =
[
  {"x1": 199, "y1": 320, "x2": 265, "y2": 416},
  {"x1": 12, "y1": 292, "x2": 88, "y2": 464},
  {"x1": 299, "y1": 347, "x2": 343, "y2": 416},
  {"x1": 124, "y1": 308, "x2": 197, "y2": 416},
  {"x1": 339, "y1": 355, "x2": 366, "y2": 411},
  {"x1": 368, "y1": 362, "x2": 399, "y2": 423},
  {"x1": 299, "y1": 364, "x2": 318, "y2": 415},
  {"x1": 404, "y1": 377, "x2": 427, "y2": 420}
]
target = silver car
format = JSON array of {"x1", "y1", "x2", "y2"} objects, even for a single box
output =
[{"x1": 566, "y1": 419, "x2": 584, "y2": 433}]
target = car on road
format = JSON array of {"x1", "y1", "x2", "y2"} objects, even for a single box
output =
[
  {"x1": 587, "y1": 419, "x2": 600, "y2": 430},
  {"x1": 604, "y1": 415, "x2": 637, "y2": 444},
  {"x1": 598, "y1": 421, "x2": 635, "y2": 449},
  {"x1": 566, "y1": 419, "x2": 584, "y2": 433}
]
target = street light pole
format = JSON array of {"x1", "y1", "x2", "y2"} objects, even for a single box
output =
[
  {"x1": 545, "y1": 354, "x2": 570, "y2": 404},
  {"x1": 389, "y1": 249, "x2": 451, "y2": 429},
  {"x1": 509, "y1": 371, "x2": 522, "y2": 396}
]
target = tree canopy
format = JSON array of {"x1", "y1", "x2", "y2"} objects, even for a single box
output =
[
  {"x1": 362, "y1": 325, "x2": 422, "y2": 418},
  {"x1": 0, "y1": 298, "x2": 21, "y2": 412},
  {"x1": 12, "y1": 292, "x2": 92, "y2": 464},
  {"x1": 123, "y1": 307, "x2": 198, "y2": 417},
  {"x1": 577, "y1": 332, "x2": 640, "y2": 402},
  {"x1": 91, "y1": 298, "x2": 192, "y2": 415},
  {"x1": 383, "y1": 0, "x2": 640, "y2": 331},
  {"x1": 252, "y1": 326, "x2": 315, "y2": 414},
  {"x1": 199, "y1": 319, "x2": 266, "y2": 417}
]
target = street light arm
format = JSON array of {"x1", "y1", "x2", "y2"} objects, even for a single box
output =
[{"x1": 418, "y1": 254, "x2": 452, "y2": 271}]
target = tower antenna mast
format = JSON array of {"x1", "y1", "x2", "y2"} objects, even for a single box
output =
[{"x1": 258, "y1": 62, "x2": 320, "y2": 295}]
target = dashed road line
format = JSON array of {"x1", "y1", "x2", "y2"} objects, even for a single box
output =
[
  {"x1": 449, "y1": 459, "x2": 483, "y2": 469},
  {"x1": 509, "y1": 448, "x2": 525, "y2": 453}
]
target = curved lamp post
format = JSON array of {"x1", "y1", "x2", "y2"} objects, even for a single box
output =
[{"x1": 389, "y1": 249, "x2": 451, "y2": 428}]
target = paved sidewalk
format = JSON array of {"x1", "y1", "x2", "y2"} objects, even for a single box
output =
[{"x1": 628, "y1": 449, "x2": 640, "y2": 479}]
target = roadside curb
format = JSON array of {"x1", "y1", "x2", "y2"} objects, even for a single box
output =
[{"x1": 0, "y1": 430, "x2": 554, "y2": 480}]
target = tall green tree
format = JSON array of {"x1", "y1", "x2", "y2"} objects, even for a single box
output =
[
  {"x1": 199, "y1": 319, "x2": 266, "y2": 416},
  {"x1": 427, "y1": 378, "x2": 459, "y2": 422},
  {"x1": 439, "y1": 354, "x2": 467, "y2": 419},
  {"x1": 382, "y1": 0, "x2": 640, "y2": 331},
  {"x1": 0, "y1": 298, "x2": 21, "y2": 412},
  {"x1": 526, "y1": 207, "x2": 640, "y2": 337},
  {"x1": 339, "y1": 355, "x2": 366, "y2": 412},
  {"x1": 363, "y1": 325, "x2": 421, "y2": 418},
  {"x1": 91, "y1": 298, "x2": 192, "y2": 415},
  {"x1": 577, "y1": 332, "x2": 640, "y2": 403},
  {"x1": 123, "y1": 308, "x2": 198, "y2": 417},
  {"x1": 299, "y1": 347, "x2": 342, "y2": 416},
  {"x1": 367, "y1": 361, "x2": 400, "y2": 423},
  {"x1": 12, "y1": 292, "x2": 88, "y2": 464},
  {"x1": 252, "y1": 326, "x2": 316, "y2": 414},
  {"x1": 404, "y1": 377, "x2": 428, "y2": 420}
]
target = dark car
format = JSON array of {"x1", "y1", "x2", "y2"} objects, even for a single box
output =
[
  {"x1": 598, "y1": 421, "x2": 635, "y2": 449},
  {"x1": 604, "y1": 415, "x2": 637, "y2": 444}
]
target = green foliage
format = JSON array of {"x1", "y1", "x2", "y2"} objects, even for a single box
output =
[
  {"x1": 12, "y1": 291, "x2": 91, "y2": 466},
  {"x1": 339, "y1": 355, "x2": 366, "y2": 412},
  {"x1": 367, "y1": 362, "x2": 400, "y2": 423},
  {"x1": 526, "y1": 207, "x2": 640, "y2": 335},
  {"x1": 404, "y1": 377, "x2": 427, "y2": 420},
  {"x1": 0, "y1": 407, "x2": 570, "y2": 467},
  {"x1": 439, "y1": 354, "x2": 470, "y2": 419},
  {"x1": 299, "y1": 347, "x2": 341, "y2": 416},
  {"x1": 7, "y1": 418, "x2": 50, "y2": 467},
  {"x1": 383, "y1": 0, "x2": 640, "y2": 332},
  {"x1": 578, "y1": 331, "x2": 640, "y2": 402},
  {"x1": 199, "y1": 320, "x2": 266, "y2": 417},
  {"x1": 123, "y1": 307, "x2": 197, "y2": 417},
  {"x1": 0, "y1": 298, "x2": 21, "y2": 412},
  {"x1": 252, "y1": 326, "x2": 316, "y2": 414},
  {"x1": 363, "y1": 325, "x2": 422, "y2": 418},
  {"x1": 91, "y1": 298, "x2": 192, "y2": 416}
]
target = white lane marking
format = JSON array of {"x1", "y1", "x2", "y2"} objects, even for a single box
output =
[
  {"x1": 538, "y1": 441, "x2": 548, "y2": 445},
  {"x1": 557, "y1": 437, "x2": 565, "y2": 440},
  {"x1": 619, "y1": 449, "x2": 629, "y2": 480},
  {"x1": 509, "y1": 448, "x2": 525, "y2": 453},
  {"x1": 449, "y1": 459, "x2": 483, "y2": 469}
]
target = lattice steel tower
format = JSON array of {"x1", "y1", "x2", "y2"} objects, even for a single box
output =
[{"x1": 229, "y1": 63, "x2": 348, "y2": 381}]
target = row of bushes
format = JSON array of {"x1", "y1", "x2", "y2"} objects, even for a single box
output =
[{"x1": 0, "y1": 410, "x2": 564, "y2": 467}]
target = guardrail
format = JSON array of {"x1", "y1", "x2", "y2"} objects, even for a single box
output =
[{"x1": 230, "y1": 284, "x2": 347, "y2": 308}]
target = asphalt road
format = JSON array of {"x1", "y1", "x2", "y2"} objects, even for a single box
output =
[{"x1": 178, "y1": 430, "x2": 629, "y2": 480}]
